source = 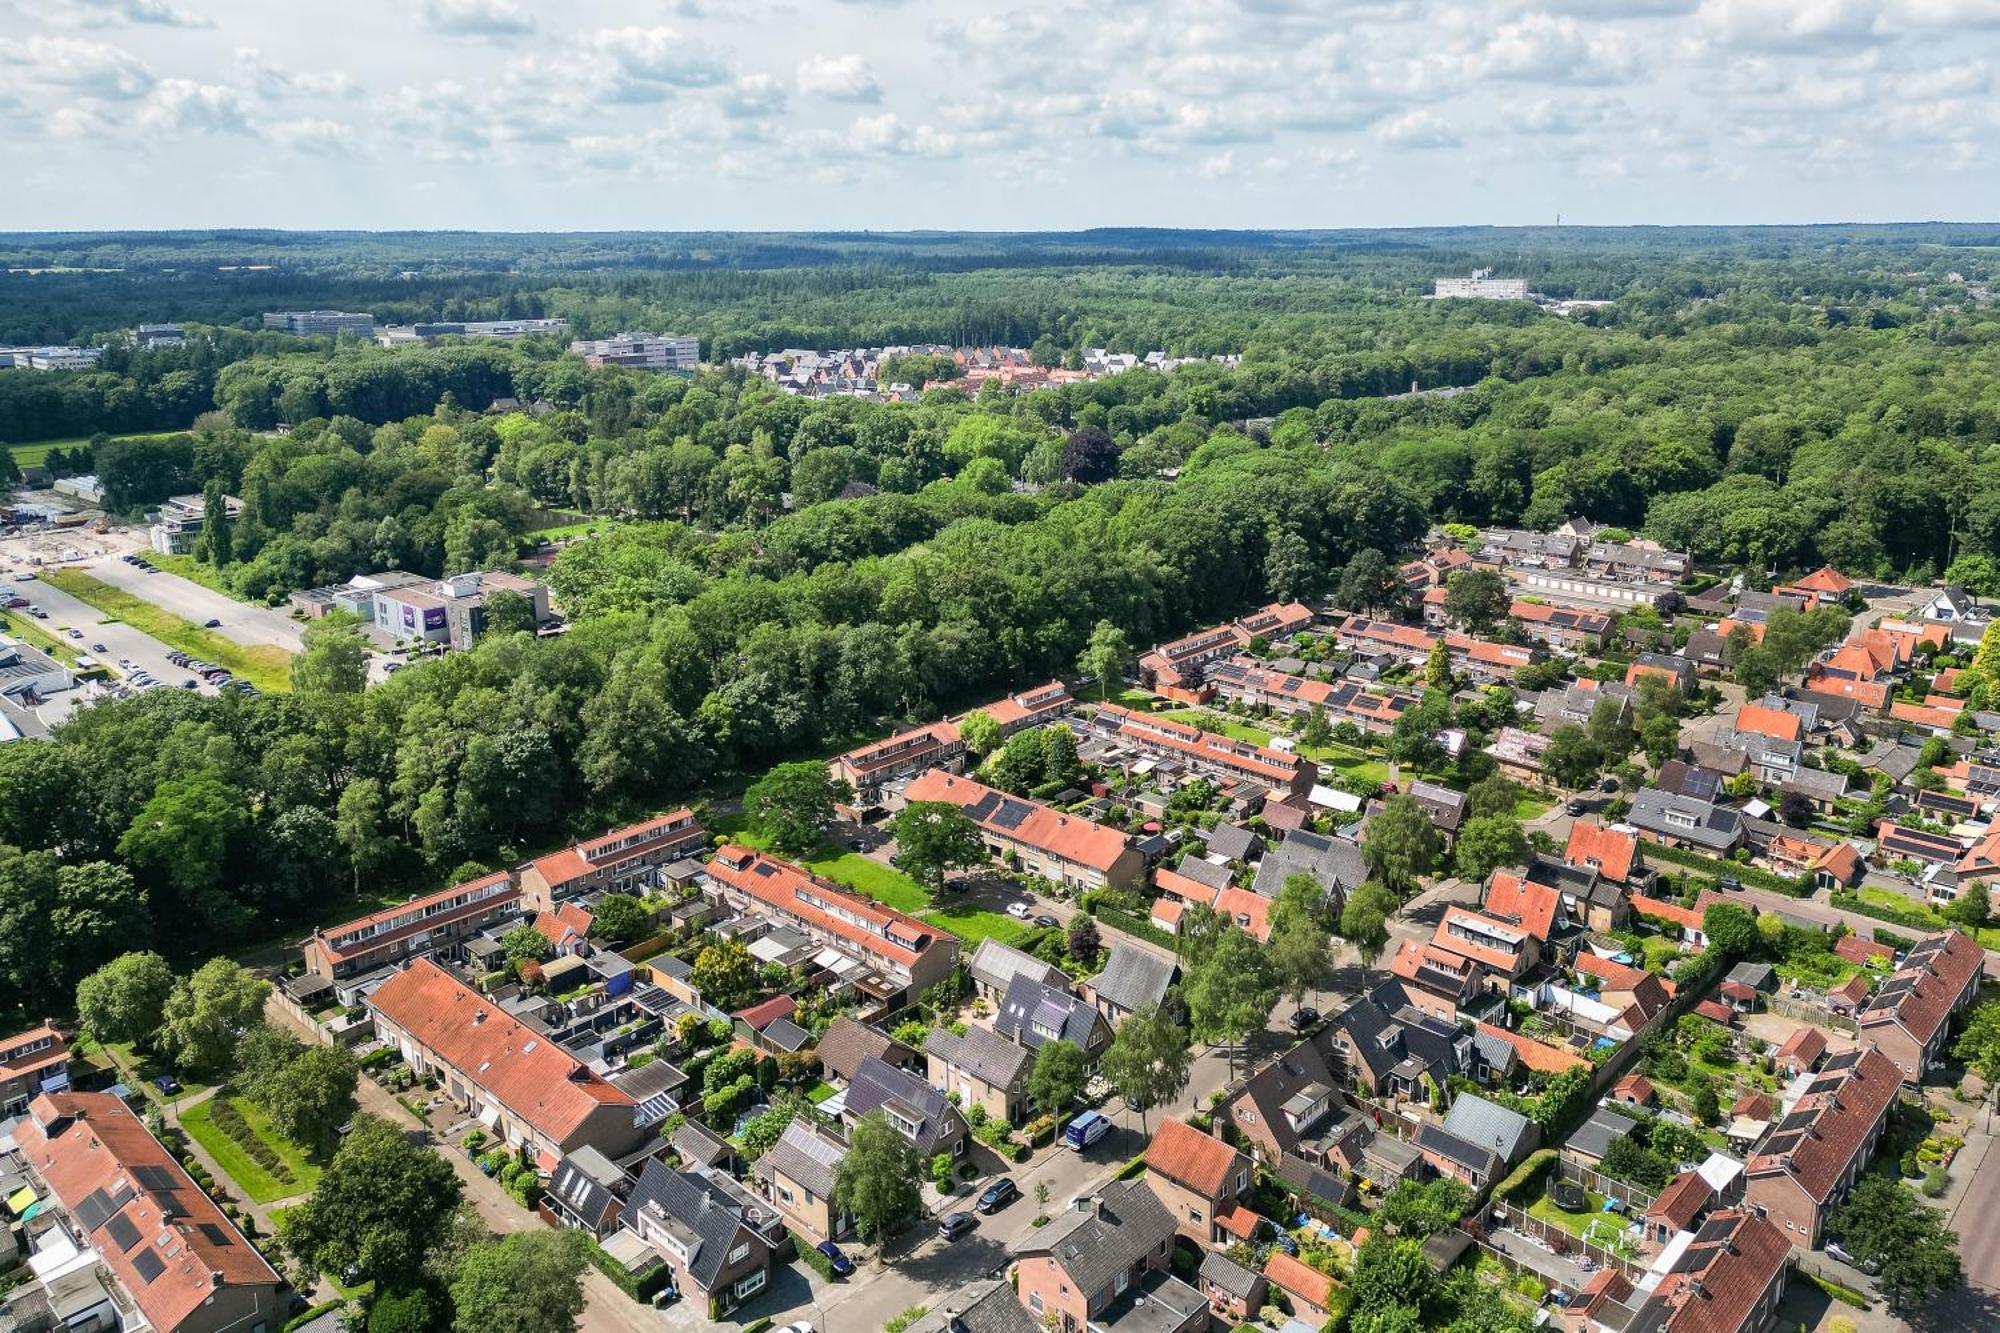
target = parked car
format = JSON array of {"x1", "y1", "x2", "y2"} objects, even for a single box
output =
[
  {"x1": 1005, "y1": 902, "x2": 1032, "y2": 920},
  {"x1": 938, "y1": 1212, "x2": 976, "y2": 1241},
  {"x1": 815, "y1": 1239, "x2": 853, "y2": 1277},
  {"x1": 66, "y1": 628, "x2": 82, "y2": 639},
  {"x1": 1718, "y1": 875, "x2": 1742, "y2": 891},
  {"x1": 203, "y1": 618, "x2": 222, "y2": 628},
  {"x1": 1289, "y1": 1007, "x2": 1321, "y2": 1033},
  {"x1": 91, "y1": 643, "x2": 106, "y2": 653},
  {"x1": 976, "y1": 1178, "x2": 1018, "y2": 1213},
  {"x1": 152, "y1": 1075, "x2": 181, "y2": 1095},
  {"x1": 1565, "y1": 799, "x2": 1586, "y2": 815},
  {"x1": 1033, "y1": 914, "x2": 1059, "y2": 928},
  {"x1": 1063, "y1": 1110, "x2": 1111, "y2": 1151}
]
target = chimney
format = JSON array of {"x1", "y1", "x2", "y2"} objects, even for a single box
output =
[
  {"x1": 1688, "y1": 1279, "x2": 1709, "y2": 1301},
  {"x1": 1074, "y1": 1194, "x2": 1103, "y2": 1218},
  {"x1": 472, "y1": 1010, "x2": 487, "y2": 1025}
]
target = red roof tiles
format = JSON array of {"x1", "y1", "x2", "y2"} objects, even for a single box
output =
[
  {"x1": 368, "y1": 959, "x2": 634, "y2": 1143},
  {"x1": 1145, "y1": 1118, "x2": 1246, "y2": 1198},
  {"x1": 905, "y1": 769, "x2": 1136, "y2": 873},
  {"x1": 1564, "y1": 820, "x2": 1639, "y2": 883}
]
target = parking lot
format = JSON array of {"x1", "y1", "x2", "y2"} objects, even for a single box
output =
[
  {"x1": 86, "y1": 552, "x2": 307, "y2": 654},
  {"x1": 5, "y1": 570, "x2": 255, "y2": 701}
]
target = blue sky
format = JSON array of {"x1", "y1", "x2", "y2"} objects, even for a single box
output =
[{"x1": 2, "y1": 0, "x2": 1998, "y2": 230}]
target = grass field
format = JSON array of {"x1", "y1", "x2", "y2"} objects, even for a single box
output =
[
  {"x1": 40, "y1": 569, "x2": 295, "y2": 692},
  {"x1": 180, "y1": 1095, "x2": 321, "y2": 1204},
  {"x1": 8, "y1": 431, "x2": 186, "y2": 470},
  {"x1": 146, "y1": 550, "x2": 240, "y2": 596}
]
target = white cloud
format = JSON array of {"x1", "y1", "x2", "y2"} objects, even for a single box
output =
[
  {"x1": 417, "y1": 0, "x2": 534, "y2": 39},
  {"x1": 58, "y1": 0, "x2": 208, "y2": 27},
  {"x1": 1477, "y1": 13, "x2": 1636, "y2": 83},
  {"x1": 267, "y1": 118, "x2": 354, "y2": 153},
  {"x1": 796, "y1": 54, "x2": 880, "y2": 102},
  {"x1": 1694, "y1": 0, "x2": 1881, "y2": 52},
  {"x1": 719, "y1": 73, "x2": 787, "y2": 118},
  {"x1": 582, "y1": 26, "x2": 731, "y2": 101},
  {"x1": 1376, "y1": 108, "x2": 1459, "y2": 147},
  {"x1": 234, "y1": 49, "x2": 358, "y2": 99},
  {"x1": 138, "y1": 78, "x2": 250, "y2": 133},
  {"x1": 0, "y1": 36, "x2": 154, "y2": 98}
]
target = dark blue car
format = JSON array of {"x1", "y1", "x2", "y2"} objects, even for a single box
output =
[{"x1": 816, "y1": 1240, "x2": 853, "y2": 1277}]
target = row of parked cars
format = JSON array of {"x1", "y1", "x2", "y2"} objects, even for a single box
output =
[
  {"x1": 118, "y1": 552, "x2": 160, "y2": 574},
  {"x1": 165, "y1": 650, "x2": 263, "y2": 698}
]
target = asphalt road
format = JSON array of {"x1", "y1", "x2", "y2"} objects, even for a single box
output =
[
  {"x1": 87, "y1": 555, "x2": 308, "y2": 653},
  {"x1": 11, "y1": 570, "x2": 224, "y2": 699}
]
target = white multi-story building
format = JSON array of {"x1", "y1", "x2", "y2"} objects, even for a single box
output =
[
  {"x1": 376, "y1": 318, "x2": 571, "y2": 347},
  {"x1": 133, "y1": 323, "x2": 185, "y2": 349},
  {"x1": 0, "y1": 345, "x2": 104, "y2": 371},
  {"x1": 1432, "y1": 269, "x2": 1531, "y2": 300},
  {"x1": 570, "y1": 332, "x2": 700, "y2": 371}
]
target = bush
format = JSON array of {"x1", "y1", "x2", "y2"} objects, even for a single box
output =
[
  {"x1": 283, "y1": 1301, "x2": 347, "y2": 1332},
  {"x1": 1804, "y1": 1271, "x2": 1870, "y2": 1309},
  {"x1": 1495, "y1": 1149, "x2": 1557, "y2": 1205},
  {"x1": 884, "y1": 1308, "x2": 927, "y2": 1333},
  {"x1": 793, "y1": 1229, "x2": 836, "y2": 1280}
]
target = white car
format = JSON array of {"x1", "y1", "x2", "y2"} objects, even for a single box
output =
[{"x1": 1005, "y1": 902, "x2": 1032, "y2": 920}]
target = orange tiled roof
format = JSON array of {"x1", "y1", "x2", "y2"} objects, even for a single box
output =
[
  {"x1": 370, "y1": 960, "x2": 635, "y2": 1142},
  {"x1": 1791, "y1": 566, "x2": 1852, "y2": 596},
  {"x1": 526, "y1": 810, "x2": 702, "y2": 889},
  {"x1": 1263, "y1": 1251, "x2": 1337, "y2": 1310},
  {"x1": 17, "y1": 1093, "x2": 279, "y2": 1332},
  {"x1": 1145, "y1": 1118, "x2": 1245, "y2": 1197},
  {"x1": 1735, "y1": 703, "x2": 1803, "y2": 743},
  {"x1": 1472, "y1": 1022, "x2": 1587, "y2": 1075},
  {"x1": 1483, "y1": 869, "x2": 1561, "y2": 941},
  {"x1": 1565, "y1": 820, "x2": 1638, "y2": 882},
  {"x1": 532, "y1": 902, "x2": 593, "y2": 948},
  {"x1": 1631, "y1": 894, "x2": 1704, "y2": 933},
  {"x1": 706, "y1": 845, "x2": 942, "y2": 969},
  {"x1": 905, "y1": 769, "x2": 1135, "y2": 873}
]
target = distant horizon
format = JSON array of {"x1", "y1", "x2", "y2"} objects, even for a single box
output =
[{"x1": 4, "y1": 1, "x2": 1997, "y2": 230}]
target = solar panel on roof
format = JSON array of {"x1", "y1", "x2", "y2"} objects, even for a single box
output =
[
  {"x1": 990, "y1": 799, "x2": 1032, "y2": 831},
  {"x1": 134, "y1": 1165, "x2": 177, "y2": 1191},
  {"x1": 73, "y1": 1189, "x2": 115, "y2": 1231},
  {"x1": 197, "y1": 1222, "x2": 231, "y2": 1246},
  {"x1": 105, "y1": 1214, "x2": 142, "y2": 1251},
  {"x1": 131, "y1": 1248, "x2": 165, "y2": 1284}
]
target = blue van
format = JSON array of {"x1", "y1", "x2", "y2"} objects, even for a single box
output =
[{"x1": 1063, "y1": 1110, "x2": 1111, "y2": 1151}]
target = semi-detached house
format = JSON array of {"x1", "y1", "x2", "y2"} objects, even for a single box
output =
[
  {"x1": 1205, "y1": 657, "x2": 1415, "y2": 733},
  {"x1": 903, "y1": 769, "x2": 1145, "y2": 892},
  {"x1": 305, "y1": 869, "x2": 520, "y2": 981},
  {"x1": 0, "y1": 1026, "x2": 71, "y2": 1117},
  {"x1": 704, "y1": 845, "x2": 960, "y2": 1005},
  {"x1": 367, "y1": 958, "x2": 645, "y2": 1170},
  {"x1": 1137, "y1": 601, "x2": 1315, "y2": 702},
  {"x1": 519, "y1": 810, "x2": 706, "y2": 910}
]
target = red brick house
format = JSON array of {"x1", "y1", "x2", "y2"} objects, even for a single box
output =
[
  {"x1": 1743, "y1": 1047, "x2": 1899, "y2": 1245},
  {"x1": 1142, "y1": 1119, "x2": 1253, "y2": 1244}
]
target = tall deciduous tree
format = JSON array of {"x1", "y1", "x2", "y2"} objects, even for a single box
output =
[
  {"x1": 1337, "y1": 549, "x2": 1406, "y2": 618},
  {"x1": 293, "y1": 617, "x2": 370, "y2": 698},
  {"x1": 1442, "y1": 570, "x2": 1508, "y2": 634},
  {"x1": 157, "y1": 958, "x2": 270, "y2": 1076},
  {"x1": 1078, "y1": 620, "x2": 1134, "y2": 700},
  {"x1": 75, "y1": 950, "x2": 176, "y2": 1048},
  {"x1": 1453, "y1": 815, "x2": 1527, "y2": 881},
  {"x1": 279, "y1": 1114, "x2": 464, "y2": 1287},
  {"x1": 449, "y1": 1229, "x2": 591, "y2": 1333},
  {"x1": 891, "y1": 801, "x2": 986, "y2": 897},
  {"x1": 1269, "y1": 872, "x2": 1333, "y2": 1006},
  {"x1": 1185, "y1": 925, "x2": 1277, "y2": 1078},
  {"x1": 1028, "y1": 1038, "x2": 1088, "y2": 1114},
  {"x1": 1827, "y1": 1176, "x2": 1962, "y2": 1311},
  {"x1": 834, "y1": 1111, "x2": 924, "y2": 1248},
  {"x1": 1363, "y1": 793, "x2": 1439, "y2": 896},
  {"x1": 743, "y1": 761, "x2": 851, "y2": 855},
  {"x1": 1100, "y1": 1004, "x2": 1191, "y2": 1134},
  {"x1": 1340, "y1": 881, "x2": 1398, "y2": 988}
]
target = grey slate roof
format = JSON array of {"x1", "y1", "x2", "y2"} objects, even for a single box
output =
[
  {"x1": 1172, "y1": 854, "x2": 1235, "y2": 892},
  {"x1": 1199, "y1": 1249, "x2": 1265, "y2": 1300},
  {"x1": 1014, "y1": 1180, "x2": 1177, "y2": 1296},
  {"x1": 996, "y1": 974, "x2": 1110, "y2": 1054},
  {"x1": 1782, "y1": 766, "x2": 1849, "y2": 802},
  {"x1": 845, "y1": 1054, "x2": 965, "y2": 1155},
  {"x1": 757, "y1": 1119, "x2": 844, "y2": 1200},
  {"x1": 1567, "y1": 1107, "x2": 1639, "y2": 1161},
  {"x1": 671, "y1": 1119, "x2": 734, "y2": 1169},
  {"x1": 1627, "y1": 787, "x2": 1743, "y2": 852},
  {"x1": 1440, "y1": 1094, "x2": 1538, "y2": 1167},
  {"x1": 623, "y1": 1161, "x2": 768, "y2": 1289},
  {"x1": 1251, "y1": 829, "x2": 1368, "y2": 900},
  {"x1": 548, "y1": 1147, "x2": 626, "y2": 1231},
  {"x1": 1090, "y1": 944, "x2": 1180, "y2": 1015},
  {"x1": 1207, "y1": 823, "x2": 1262, "y2": 863},
  {"x1": 925, "y1": 1024, "x2": 1032, "y2": 1088},
  {"x1": 969, "y1": 937, "x2": 1067, "y2": 994},
  {"x1": 903, "y1": 1279, "x2": 1044, "y2": 1333},
  {"x1": 815, "y1": 1016, "x2": 914, "y2": 1083}
]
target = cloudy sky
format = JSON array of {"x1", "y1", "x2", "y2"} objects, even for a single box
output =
[{"x1": 2, "y1": 0, "x2": 1998, "y2": 231}]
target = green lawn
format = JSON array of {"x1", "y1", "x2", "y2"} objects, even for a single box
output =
[
  {"x1": 1159, "y1": 709, "x2": 1278, "y2": 747},
  {"x1": 40, "y1": 569, "x2": 295, "y2": 692},
  {"x1": 1527, "y1": 1186, "x2": 1632, "y2": 1251},
  {"x1": 146, "y1": 551, "x2": 241, "y2": 597},
  {"x1": 179, "y1": 1095, "x2": 321, "y2": 1203},
  {"x1": 9, "y1": 431, "x2": 187, "y2": 470},
  {"x1": 923, "y1": 899, "x2": 1036, "y2": 948}
]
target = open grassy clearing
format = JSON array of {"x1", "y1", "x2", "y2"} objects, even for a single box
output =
[
  {"x1": 40, "y1": 568, "x2": 294, "y2": 692},
  {"x1": 8, "y1": 431, "x2": 187, "y2": 470},
  {"x1": 180, "y1": 1095, "x2": 322, "y2": 1204}
]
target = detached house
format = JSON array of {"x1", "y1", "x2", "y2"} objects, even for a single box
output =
[
  {"x1": 1142, "y1": 1118, "x2": 1254, "y2": 1244},
  {"x1": 621, "y1": 1160, "x2": 779, "y2": 1315},
  {"x1": 753, "y1": 1119, "x2": 850, "y2": 1243},
  {"x1": 996, "y1": 975, "x2": 1113, "y2": 1063},
  {"x1": 842, "y1": 1055, "x2": 967, "y2": 1161}
]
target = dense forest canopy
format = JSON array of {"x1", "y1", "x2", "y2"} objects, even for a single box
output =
[{"x1": 5, "y1": 223, "x2": 2000, "y2": 1024}]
